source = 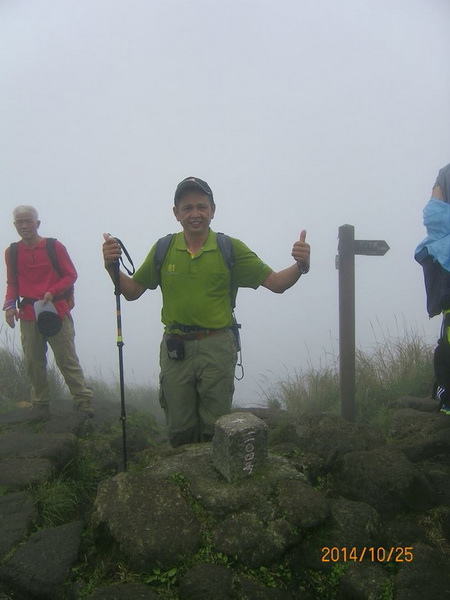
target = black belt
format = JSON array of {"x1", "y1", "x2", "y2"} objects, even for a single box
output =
[
  {"x1": 167, "y1": 324, "x2": 230, "y2": 340},
  {"x1": 180, "y1": 328, "x2": 229, "y2": 341},
  {"x1": 171, "y1": 324, "x2": 221, "y2": 333}
]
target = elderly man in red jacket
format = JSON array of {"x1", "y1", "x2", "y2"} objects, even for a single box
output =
[{"x1": 3, "y1": 205, "x2": 93, "y2": 416}]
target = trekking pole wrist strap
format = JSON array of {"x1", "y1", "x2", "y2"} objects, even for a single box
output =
[{"x1": 115, "y1": 238, "x2": 135, "y2": 277}]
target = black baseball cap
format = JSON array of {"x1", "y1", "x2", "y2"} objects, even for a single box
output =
[
  {"x1": 33, "y1": 300, "x2": 63, "y2": 337},
  {"x1": 174, "y1": 177, "x2": 214, "y2": 204}
]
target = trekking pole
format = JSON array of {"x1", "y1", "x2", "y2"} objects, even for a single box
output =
[{"x1": 109, "y1": 236, "x2": 135, "y2": 471}]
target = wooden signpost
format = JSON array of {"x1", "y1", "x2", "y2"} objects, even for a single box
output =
[{"x1": 337, "y1": 225, "x2": 390, "y2": 421}]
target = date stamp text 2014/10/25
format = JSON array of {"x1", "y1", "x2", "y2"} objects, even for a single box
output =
[{"x1": 321, "y1": 547, "x2": 414, "y2": 563}]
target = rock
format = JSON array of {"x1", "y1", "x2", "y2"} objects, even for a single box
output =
[
  {"x1": 332, "y1": 445, "x2": 433, "y2": 515},
  {"x1": 297, "y1": 498, "x2": 381, "y2": 571},
  {"x1": 389, "y1": 408, "x2": 447, "y2": 441},
  {"x1": 0, "y1": 407, "x2": 52, "y2": 425},
  {"x1": 178, "y1": 563, "x2": 233, "y2": 600},
  {"x1": 390, "y1": 396, "x2": 439, "y2": 413},
  {"x1": 270, "y1": 445, "x2": 324, "y2": 485},
  {"x1": 394, "y1": 542, "x2": 450, "y2": 600},
  {"x1": 417, "y1": 457, "x2": 450, "y2": 504},
  {"x1": 0, "y1": 492, "x2": 36, "y2": 560},
  {"x1": 397, "y1": 427, "x2": 450, "y2": 462},
  {"x1": 0, "y1": 457, "x2": 53, "y2": 490},
  {"x1": 147, "y1": 444, "x2": 306, "y2": 517},
  {"x1": 383, "y1": 513, "x2": 433, "y2": 548},
  {"x1": 276, "y1": 479, "x2": 329, "y2": 529},
  {"x1": 213, "y1": 411, "x2": 268, "y2": 482},
  {"x1": 85, "y1": 582, "x2": 163, "y2": 599},
  {"x1": 0, "y1": 432, "x2": 77, "y2": 471},
  {"x1": 41, "y1": 409, "x2": 93, "y2": 435},
  {"x1": 339, "y1": 562, "x2": 390, "y2": 600},
  {"x1": 443, "y1": 508, "x2": 450, "y2": 542},
  {"x1": 234, "y1": 406, "x2": 289, "y2": 430},
  {"x1": 212, "y1": 511, "x2": 299, "y2": 567},
  {"x1": 233, "y1": 574, "x2": 292, "y2": 599},
  {"x1": 1, "y1": 398, "x2": 449, "y2": 599},
  {"x1": 291, "y1": 413, "x2": 385, "y2": 462},
  {"x1": 92, "y1": 471, "x2": 201, "y2": 571},
  {"x1": 0, "y1": 521, "x2": 83, "y2": 600}
]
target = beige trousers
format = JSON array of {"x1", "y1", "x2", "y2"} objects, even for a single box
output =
[
  {"x1": 159, "y1": 329, "x2": 237, "y2": 447},
  {"x1": 20, "y1": 315, "x2": 93, "y2": 406}
]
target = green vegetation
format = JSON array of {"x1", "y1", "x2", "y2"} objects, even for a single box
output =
[
  {"x1": 261, "y1": 328, "x2": 434, "y2": 432},
  {"x1": 0, "y1": 342, "x2": 68, "y2": 410},
  {"x1": 28, "y1": 451, "x2": 110, "y2": 529},
  {"x1": 0, "y1": 345, "x2": 30, "y2": 404},
  {"x1": 302, "y1": 564, "x2": 349, "y2": 600}
]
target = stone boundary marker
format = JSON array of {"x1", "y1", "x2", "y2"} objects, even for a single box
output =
[{"x1": 212, "y1": 412, "x2": 268, "y2": 482}]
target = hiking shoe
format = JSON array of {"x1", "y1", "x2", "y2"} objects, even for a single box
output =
[
  {"x1": 30, "y1": 402, "x2": 50, "y2": 412},
  {"x1": 440, "y1": 404, "x2": 450, "y2": 416},
  {"x1": 74, "y1": 400, "x2": 94, "y2": 418}
]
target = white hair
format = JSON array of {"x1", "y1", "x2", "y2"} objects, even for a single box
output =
[{"x1": 13, "y1": 205, "x2": 39, "y2": 221}]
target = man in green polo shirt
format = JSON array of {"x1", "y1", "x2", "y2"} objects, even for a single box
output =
[{"x1": 102, "y1": 177, "x2": 310, "y2": 447}]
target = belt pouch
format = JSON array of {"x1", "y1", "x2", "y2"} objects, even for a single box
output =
[{"x1": 166, "y1": 334, "x2": 185, "y2": 360}]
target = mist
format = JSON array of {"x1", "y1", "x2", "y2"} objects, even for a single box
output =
[{"x1": 1, "y1": 0, "x2": 449, "y2": 407}]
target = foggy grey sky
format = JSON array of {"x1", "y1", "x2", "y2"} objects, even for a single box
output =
[{"x1": 1, "y1": 0, "x2": 450, "y2": 407}]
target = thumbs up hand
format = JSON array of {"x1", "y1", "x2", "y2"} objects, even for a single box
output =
[{"x1": 292, "y1": 229, "x2": 310, "y2": 274}]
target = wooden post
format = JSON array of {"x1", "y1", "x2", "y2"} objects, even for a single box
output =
[
  {"x1": 337, "y1": 226, "x2": 390, "y2": 422},
  {"x1": 338, "y1": 225, "x2": 356, "y2": 422}
]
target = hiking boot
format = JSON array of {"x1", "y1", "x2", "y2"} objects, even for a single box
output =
[{"x1": 74, "y1": 399, "x2": 94, "y2": 418}]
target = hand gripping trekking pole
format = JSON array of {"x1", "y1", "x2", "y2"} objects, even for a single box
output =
[{"x1": 110, "y1": 236, "x2": 135, "y2": 471}]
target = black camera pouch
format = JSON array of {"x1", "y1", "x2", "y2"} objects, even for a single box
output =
[{"x1": 166, "y1": 334, "x2": 185, "y2": 360}]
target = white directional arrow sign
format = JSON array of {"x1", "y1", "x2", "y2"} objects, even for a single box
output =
[{"x1": 354, "y1": 240, "x2": 390, "y2": 256}]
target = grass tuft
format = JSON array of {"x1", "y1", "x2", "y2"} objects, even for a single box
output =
[{"x1": 259, "y1": 327, "x2": 435, "y2": 429}]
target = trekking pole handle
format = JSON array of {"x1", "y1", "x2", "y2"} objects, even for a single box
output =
[{"x1": 106, "y1": 234, "x2": 136, "y2": 277}]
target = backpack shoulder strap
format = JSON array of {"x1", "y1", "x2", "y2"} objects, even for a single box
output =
[
  {"x1": 46, "y1": 237, "x2": 75, "y2": 306},
  {"x1": 216, "y1": 232, "x2": 237, "y2": 309},
  {"x1": 216, "y1": 233, "x2": 242, "y2": 369},
  {"x1": 45, "y1": 238, "x2": 62, "y2": 278},
  {"x1": 154, "y1": 234, "x2": 175, "y2": 274},
  {"x1": 9, "y1": 242, "x2": 19, "y2": 290},
  {"x1": 216, "y1": 232, "x2": 234, "y2": 270}
]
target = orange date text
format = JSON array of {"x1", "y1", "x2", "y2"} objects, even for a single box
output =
[{"x1": 321, "y1": 546, "x2": 414, "y2": 563}]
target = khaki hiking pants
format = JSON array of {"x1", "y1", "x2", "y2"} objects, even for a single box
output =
[
  {"x1": 20, "y1": 315, "x2": 93, "y2": 406},
  {"x1": 159, "y1": 328, "x2": 238, "y2": 447}
]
